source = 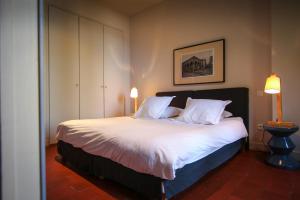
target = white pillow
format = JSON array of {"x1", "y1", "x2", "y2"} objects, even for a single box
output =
[
  {"x1": 178, "y1": 98, "x2": 232, "y2": 124},
  {"x1": 134, "y1": 96, "x2": 175, "y2": 119},
  {"x1": 222, "y1": 111, "x2": 233, "y2": 119},
  {"x1": 160, "y1": 106, "x2": 183, "y2": 118}
]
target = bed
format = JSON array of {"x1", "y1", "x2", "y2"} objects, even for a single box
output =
[{"x1": 57, "y1": 87, "x2": 249, "y2": 199}]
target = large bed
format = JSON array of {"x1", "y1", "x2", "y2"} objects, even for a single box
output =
[{"x1": 57, "y1": 87, "x2": 249, "y2": 199}]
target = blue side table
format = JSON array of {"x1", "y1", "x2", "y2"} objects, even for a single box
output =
[{"x1": 263, "y1": 123, "x2": 300, "y2": 170}]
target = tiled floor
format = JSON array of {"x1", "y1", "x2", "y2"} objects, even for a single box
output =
[{"x1": 47, "y1": 145, "x2": 300, "y2": 200}]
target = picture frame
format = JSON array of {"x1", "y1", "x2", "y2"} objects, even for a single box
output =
[{"x1": 173, "y1": 39, "x2": 225, "y2": 85}]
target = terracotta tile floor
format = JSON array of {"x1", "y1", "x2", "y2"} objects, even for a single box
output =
[{"x1": 46, "y1": 145, "x2": 300, "y2": 200}]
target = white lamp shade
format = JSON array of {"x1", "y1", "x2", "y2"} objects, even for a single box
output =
[
  {"x1": 130, "y1": 87, "x2": 138, "y2": 98},
  {"x1": 265, "y1": 74, "x2": 281, "y2": 94}
]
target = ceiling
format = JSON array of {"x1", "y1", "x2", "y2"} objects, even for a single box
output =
[{"x1": 101, "y1": 0, "x2": 165, "y2": 16}]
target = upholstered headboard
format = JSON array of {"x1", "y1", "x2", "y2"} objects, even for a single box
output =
[{"x1": 156, "y1": 87, "x2": 249, "y2": 148}]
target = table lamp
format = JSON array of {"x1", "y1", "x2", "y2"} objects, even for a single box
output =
[
  {"x1": 264, "y1": 73, "x2": 294, "y2": 127},
  {"x1": 130, "y1": 87, "x2": 138, "y2": 113},
  {"x1": 263, "y1": 73, "x2": 299, "y2": 169}
]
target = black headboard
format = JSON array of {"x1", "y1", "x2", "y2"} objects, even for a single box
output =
[{"x1": 156, "y1": 87, "x2": 249, "y2": 148}]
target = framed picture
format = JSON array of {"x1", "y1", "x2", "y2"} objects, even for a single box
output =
[{"x1": 173, "y1": 39, "x2": 225, "y2": 85}]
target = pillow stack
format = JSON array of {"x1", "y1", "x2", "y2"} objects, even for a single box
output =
[
  {"x1": 134, "y1": 96, "x2": 232, "y2": 125},
  {"x1": 177, "y1": 98, "x2": 231, "y2": 125},
  {"x1": 134, "y1": 96, "x2": 175, "y2": 119}
]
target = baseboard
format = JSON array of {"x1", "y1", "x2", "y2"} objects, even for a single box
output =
[
  {"x1": 250, "y1": 142, "x2": 268, "y2": 152},
  {"x1": 250, "y1": 141, "x2": 300, "y2": 161}
]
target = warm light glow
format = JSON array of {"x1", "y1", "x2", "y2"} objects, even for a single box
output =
[
  {"x1": 130, "y1": 87, "x2": 138, "y2": 98},
  {"x1": 265, "y1": 74, "x2": 281, "y2": 94}
]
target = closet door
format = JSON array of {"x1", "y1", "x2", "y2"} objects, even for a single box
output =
[
  {"x1": 79, "y1": 18, "x2": 104, "y2": 119},
  {"x1": 49, "y1": 7, "x2": 79, "y2": 143},
  {"x1": 104, "y1": 26, "x2": 130, "y2": 117}
]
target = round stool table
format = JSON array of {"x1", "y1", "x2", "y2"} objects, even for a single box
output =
[{"x1": 263, "y1": 123, "x2": 300, "y2": 170}]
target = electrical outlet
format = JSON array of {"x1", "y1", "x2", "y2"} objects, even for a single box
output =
[{"x1": 257, "y1": 123, "x2": 264, "y2": 130}]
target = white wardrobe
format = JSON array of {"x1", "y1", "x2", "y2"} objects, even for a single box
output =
[{"x1": 48, "y1": 6, "x2": 130, "y2": 143}]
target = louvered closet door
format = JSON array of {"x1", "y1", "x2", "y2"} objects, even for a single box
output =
[
  {"x1": 49, "y1": 7, "x2": 79, "y2": 143},
  {"x1": 104, "y1": 26, "x2": 130, "y2": 117},
  {"x1": 79, "y1": 17, "x2": 104, "y2": 119}
]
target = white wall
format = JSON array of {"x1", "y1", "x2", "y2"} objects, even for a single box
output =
[
  {"x1": 271, "y1": 0, "x2": 300, "y2": 153},
  {"x1": 0, "y1": 0, "x2": 40, "y2": 199},
  {"x1": 130, "y1": 0, "x2": 272, "y2": 149},
  {"x1": 44, "y1": 0, "x2": 131, "y2": 145}
]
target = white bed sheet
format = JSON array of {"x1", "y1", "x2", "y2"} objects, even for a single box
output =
[{"x1": 56, "y1": 117, "x2": 247, "y2": 180}]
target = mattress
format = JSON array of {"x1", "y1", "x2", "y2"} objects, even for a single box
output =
[{"x1": 56, "y1": 116, "x2": 247, "y2": 180}]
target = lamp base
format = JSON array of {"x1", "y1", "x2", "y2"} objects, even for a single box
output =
[
  {"x1": 134, "y1": 98, "x2": 138, "y2": 113},
  {"x1": 266, "y1": 121, "x2": 296, "y2": 128}
]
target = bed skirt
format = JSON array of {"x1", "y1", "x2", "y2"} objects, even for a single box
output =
[{"x1": 57, "y1": 138, "x2": 244, "y2": 199}]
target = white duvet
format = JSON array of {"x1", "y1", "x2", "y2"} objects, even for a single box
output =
[{"x1": 56, "y1": 117, "x2": 247, "y2": 180}]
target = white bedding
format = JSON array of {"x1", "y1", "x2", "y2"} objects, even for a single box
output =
[{"x1": 56, "y1": 117, "x2": 247, "y2": 180}]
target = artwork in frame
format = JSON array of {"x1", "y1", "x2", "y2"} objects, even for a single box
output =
[{"x1": 173, "y1": 39, "x2": 225, "y2": 85}]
